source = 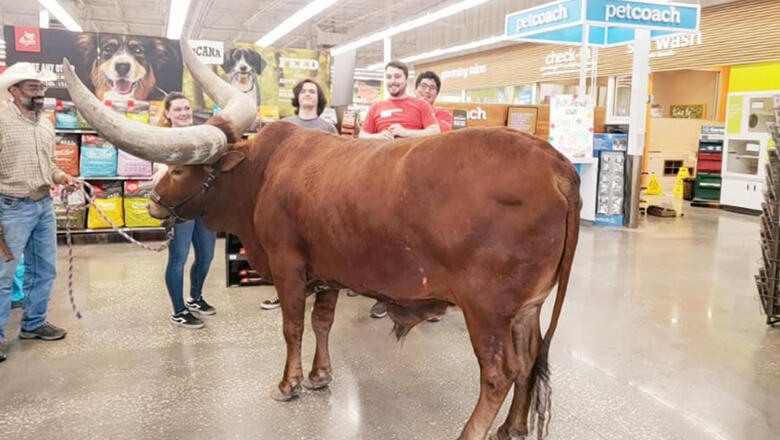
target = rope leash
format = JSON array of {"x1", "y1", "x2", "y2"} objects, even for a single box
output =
[{"x1": 60, "y1": 180, "x2": 174, "y2": 319}]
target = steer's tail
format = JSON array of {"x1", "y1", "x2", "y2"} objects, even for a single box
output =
[{"x1": 528, "y1": 171, "x2": 581, "y2": 440}]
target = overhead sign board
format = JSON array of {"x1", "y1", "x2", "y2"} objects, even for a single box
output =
[{"x1": 505, "y1": 0, "x2": 699, "y2": 47}]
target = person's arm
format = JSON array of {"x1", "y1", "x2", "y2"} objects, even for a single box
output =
[
  {"x1": 387, "y1": 123, "x2": 440, "y2": 138},
  {"x1": 359, "y1": 129, "x2": 395, "y2": 139},
  {"x1": 45, "y1": 123, "x2": 78, "y2": 186}
]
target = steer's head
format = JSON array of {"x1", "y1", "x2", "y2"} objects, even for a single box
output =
[
  {"x1": 147, "y1": 150, "x2": 245, "y2": 221},
  {"x1": 62, "y1": 40, "x2": 256, "y2": 223}
]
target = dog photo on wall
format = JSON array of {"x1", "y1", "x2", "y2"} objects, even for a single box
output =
[
  {"x1": 75, "y1": 33, "x2": 182, "y2": 101},
  {"x1": 222, "y1": 46, "x2": 266, "y2": 107}
]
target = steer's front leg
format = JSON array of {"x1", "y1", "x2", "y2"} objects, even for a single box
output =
[{"x1": 269, "y1": 263, "x2": 308, "y2": 401}]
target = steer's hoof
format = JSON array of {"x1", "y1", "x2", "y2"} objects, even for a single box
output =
[
  {"x1": 302, "y1": 374, "x2": 332, "y2": 390},
  {"x1": 270, "y1": 383, "x2": 300, "y2": 402},
  {"x1": 490, "y1": 427, "x2": 527, "y2": 440}
]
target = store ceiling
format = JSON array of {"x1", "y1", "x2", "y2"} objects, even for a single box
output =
[{"x1": 0, "y1": 0, "x2": 741, "y2": 68}]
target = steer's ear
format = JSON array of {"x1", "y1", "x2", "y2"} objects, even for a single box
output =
[{"x1": 215, "y1": 150, "x2": 246, "y2": 172}]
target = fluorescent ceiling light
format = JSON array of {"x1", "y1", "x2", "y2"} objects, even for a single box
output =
[
  {"x1": 402, "y1": 35, "x2": 505, "y2": 64},
  {"x1": 38, "y1": 0, "x2": 82, "y2": 32},
  {"x1": 364, "y1": 34, "x2": 505, "y2": 70},
  {"x1": 332, "y1": 0, "x2": 493, "y2": 56},
  {"x1": 166, "y1": 0, "x2": 193, "y2": 40},
  {"x1": 256, "y1": 0, "x2": 340, "y2": 47},
  {"x1": 39, "y1": 10, "x2": 50, "y2": 29}
]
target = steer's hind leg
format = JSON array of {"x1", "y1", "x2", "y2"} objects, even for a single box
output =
[
  {"x1": 269, "y1": 263, "x2": 308, "y2": 402},
  {"x1": 304, "y1": 288, "x2": 339, "y2": 390},
  {"x1": 492, "y1": 306, "x2": 543, "y2": 440},
  {"x1": 457, "y1": 303, "x2": 519, "y2": 440}
]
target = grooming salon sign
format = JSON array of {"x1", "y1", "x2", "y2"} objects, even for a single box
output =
[{"x1": 505, "y1": 0, "x2": 699, "y2": 46}]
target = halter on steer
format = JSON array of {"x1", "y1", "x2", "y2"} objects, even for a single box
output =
[{"x1": 149, "y1": 170, "x2": 217, "y2": 222}]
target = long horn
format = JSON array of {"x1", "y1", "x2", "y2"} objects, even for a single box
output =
[
  {"x1": 180, "y1": 40, "x2": 257, "y2": 135},
  {"x1": 62, "y1": 58, "x2": 227, "y2": 164}
]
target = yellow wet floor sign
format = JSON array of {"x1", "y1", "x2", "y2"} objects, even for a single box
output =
[
  {"x1": 646, "y1": 174, "x2": 664, "y2": 195},
  {"x1": 673, "y1": 167, "x2": 691, "y2": 199}
]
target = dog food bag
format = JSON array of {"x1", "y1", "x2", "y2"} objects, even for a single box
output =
[
  {"x1": 149, "y1": 101, "x2": 163, "y2": 126},
  {"x1": 76, "y1": 110, "x2": 91, "y2": 129},
  {"x1": 54, "y1": 134, "x2": 80, "y2": 177},
  {"x1": 125, "y1": 100, "x2": 150, "y2": 125},
  {"x1": 55, "y1": 100, "x2": 78, "y2": 129},
  {"x1": 50, "y1": 184, "x2": 86, "y2": 230},
  {"x1": 41, "y1": 98, "x2": 56, "y2": 126},
  {"x1": 123, "y1": 180, "x2": 160, "y2": 228},
  {"x1": 80, "y1": 135, "x2": 117, "y2": 177},
  {"x1": 117, "y1": 149, "x2": 152, "y2": 177},
  {"x1": 87, "y1": 181, "x2": 124, "y2": 229}
]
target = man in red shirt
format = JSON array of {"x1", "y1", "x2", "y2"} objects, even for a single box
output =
[
  {"x1": 414, "y1": 70, "x2": 452, "y2": 133},
  {"x1": 359, "y1": 61, "x2": 441, "y2": 140}
]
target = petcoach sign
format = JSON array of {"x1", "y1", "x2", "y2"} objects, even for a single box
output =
[
  {"x1": 587, "y1": 0, "x2": 699, "y2": 32},
  {"x1": 506, "y1": 0, "x2": 583, "y2": 38},
  {"x1": 506, "y1": 0, "x2": 699, "y2": 47}
]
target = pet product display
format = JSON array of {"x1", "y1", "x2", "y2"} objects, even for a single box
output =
[
  {"x1": 50, "y1": 184, "x2": 86, "y2": 230},
  {"x1": 87, "y1": 181, "x2": 124, "y2": 229},
  {"x1": 55, "y1": 100, "x2": 78, "y2": 129},
  {"x1": 125, "y1": 100, "x2": 150, "y2": 124},
  {"x1": 54, "y1": 134, "x2": 80, "y2": 177},
  {"x1": 123, "y1": 180, "x2": 161, "y2": 228},
  {"x1": 593, "y1": 134, "x2": 627, "y2": 226},
  {"x1": 117, "y1": 150, "x2": 152, "y2": 177},
  {"x1": 80, "y1": 134, "x2": 117, "y2": 177}
]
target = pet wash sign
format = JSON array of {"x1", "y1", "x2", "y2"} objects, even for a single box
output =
[{"x1": 505, "y1": 0, "x2": 699, "y2": 47}]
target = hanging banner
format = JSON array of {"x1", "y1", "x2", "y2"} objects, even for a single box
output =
[
  {"x1": 183, "y1": 43, "x2": 331, "y2": 122},
  {"x1": 188, "y1": 40, "x2": 224, "y2": 65},
  {"x1": 549, "y1": 94, "x2": 595, "y2": 159},
  {"x1": 3, "y1": 26, "x2": 183, "y2": 102}
]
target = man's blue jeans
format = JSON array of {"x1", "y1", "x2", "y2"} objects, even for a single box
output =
[
  {"x1": 165, "y1": 217, "x2": 216, "y2": 313},
  {"x1": 0, "y1": 195, "x2": 57, "y2": 340}
]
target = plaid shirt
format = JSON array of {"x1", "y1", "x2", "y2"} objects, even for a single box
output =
[{"x1": 0, "y1": 104, "x2": 65, "y2": 199}]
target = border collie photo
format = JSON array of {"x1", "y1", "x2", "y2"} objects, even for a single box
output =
[
  {"x1": 223, "y1": 47, "x2": 266, "y2": 106},
  {"x1": 76, "y1": 33, "x2": 182, "y2": 101}
]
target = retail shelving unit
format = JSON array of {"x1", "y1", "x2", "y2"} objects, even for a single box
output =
[
  {"x1": 721, "y1": 93, "x2": 776, "y2": 212},
  {"x1": 224, "y1": 233, "x2": 272, "y2": 287},
  {"x1": 54, "y1": 128, "x2": 159, "y2": 235},
  {"x1": 693, "y1": 125, "x2": 724, "y2": 205},
  {"x1": 756, "y1": 95, "x2": 780, "y2": 326}
]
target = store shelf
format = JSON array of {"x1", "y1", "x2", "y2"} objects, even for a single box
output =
[
  {"x1": 55, "y1": 129, "x2": 97, "y2": 134},
  {"x1": 571, "y1": 157, "x2": 598, "y2": 165},
  {"x1": 80, "y1": 176, "x2": 153, "y2": 180},
  {"x1": 57, "y1": 226, "x2": 165, "y2": 235}
]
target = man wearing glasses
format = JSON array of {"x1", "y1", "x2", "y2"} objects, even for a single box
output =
[
  {"x1": 414, "y1": 71, "x2": 452, "y2": 133},
  {"x1": 0, "y1": 63, "x2": 78, "y2": 362}
]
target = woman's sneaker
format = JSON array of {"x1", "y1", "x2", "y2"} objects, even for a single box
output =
[
  {"x1": 170, "y1": 310, "x2": 204, "y2": 329},
  {"x1": 261, "y1": 296, "x2": 281, "y2": 310},
  {"x1": 186, "y1": 297, "x2": 216, "y2": 316}
]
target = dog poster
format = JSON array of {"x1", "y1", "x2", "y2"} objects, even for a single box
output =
[
  {"x1": 3, "y1": 26, "x2": 183, "y2": 103},
  {"x1": 183, "y1": 43, "x2": 331, "y2": 120}
]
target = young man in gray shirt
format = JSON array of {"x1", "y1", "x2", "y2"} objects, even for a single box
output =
[{"x1": 281, "y1": 79, "x2": 338, "y2": 135}]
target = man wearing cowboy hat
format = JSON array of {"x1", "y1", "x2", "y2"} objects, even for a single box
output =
[{"x1": 0, "y1": 62, "x2": 78, "y2": 362}]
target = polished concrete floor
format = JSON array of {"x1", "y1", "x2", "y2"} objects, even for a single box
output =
[{"x1": 1, "y1": 206, "x2": 779, "y2": 440}]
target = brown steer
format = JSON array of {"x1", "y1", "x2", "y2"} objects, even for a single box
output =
[{"x1": 63, "y1": 41, "x2": 581, "y2": 440}]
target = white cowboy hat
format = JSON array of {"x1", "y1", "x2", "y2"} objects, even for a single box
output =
[{"x1": 0, "y1": 62, "x2": 57, "y2": 101}]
